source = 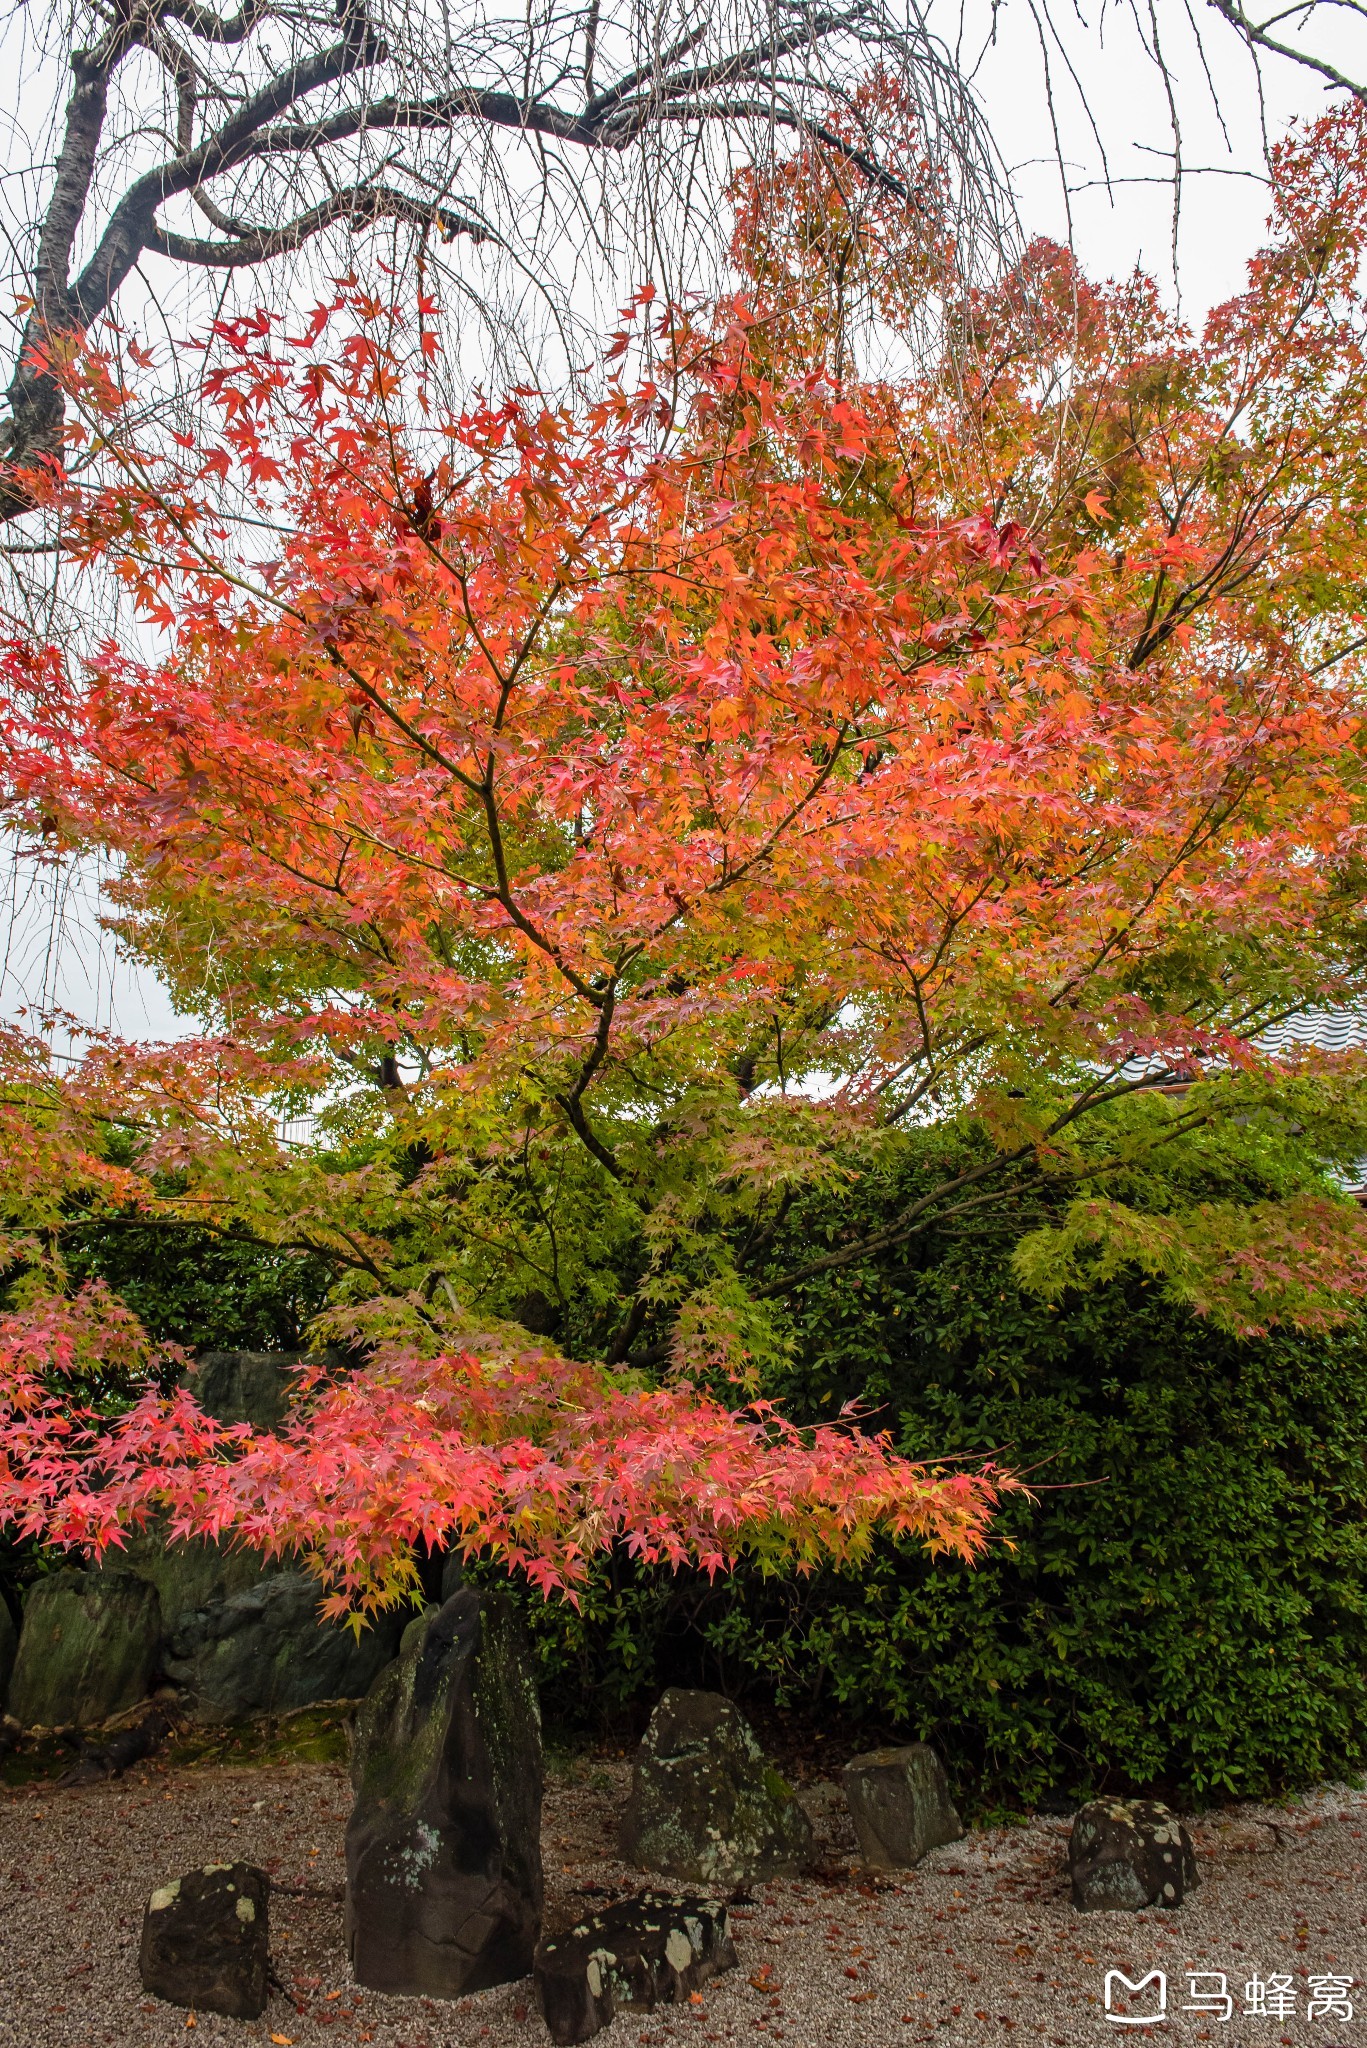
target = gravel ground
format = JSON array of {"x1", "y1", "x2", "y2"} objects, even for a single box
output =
[{"x1": 4, "y1": 1756, "x2": 1367, "y2": 2048}]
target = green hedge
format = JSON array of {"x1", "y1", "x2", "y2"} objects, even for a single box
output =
[
  {"x1": 62, "y1": 1219, "x2": 332, "y2": 1355},
  {"x1": 56, "y1": 1148, "x2": 1367, "y2": 1810},
  {"x1": 516, "y1": 1204, "x2": 1367, "y2": 1811}
]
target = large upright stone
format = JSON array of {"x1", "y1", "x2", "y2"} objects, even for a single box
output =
[
  {"x1": 619, "y1": 1689, "x2": 813, "y2": 1887},
  {"x1": 9, "y1": 1569, "x2": 161, "y2": 1728},
  {"x1": 344, "y1": 1587, "x2": 543, "y2": 1997},
  {"x1": 163, "y1": 1572, "x2": 404, "y2": 1722},
  {"x1": 842, "y1": 1744, "x2": 963, "y2": 1869}
]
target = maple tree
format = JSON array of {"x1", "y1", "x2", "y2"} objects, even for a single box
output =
[{"x1": 5, "y1": 102, "x2": 1367, "y2": 1612}]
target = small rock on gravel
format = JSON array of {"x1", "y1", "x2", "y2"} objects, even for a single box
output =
[
  {"x1": 1068, "y1": 1795, "x2": 1199, "y2": 1911},
  {"x1": 842, "y1": 1744, "x2": 963, "y2": 1870},
  {"x1": 138, "y1": 1859, "x2": 270, "y2": 2018},
  {"x1": 535, "y1": 1887, "x2": 736, "y2": 2044},
  {"x1": 618, "y1": 1689, "x2": 812, "y2": 1886}
]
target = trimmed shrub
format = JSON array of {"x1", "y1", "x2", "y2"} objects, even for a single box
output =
[{"x1": 519, "y1": 1195, "x2": 1367, "y2": 1809}]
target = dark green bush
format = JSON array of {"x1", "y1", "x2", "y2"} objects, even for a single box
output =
[
  {"x1": 517, "y1": 1179, "x2": 1367, "y2": 1811},
  {"x1": 62, "y1": 1220, "x2": 332, "y2": 1354},
  {"x1": 41, "y1": 1139, "x2": 1367, "y2": 1810}
]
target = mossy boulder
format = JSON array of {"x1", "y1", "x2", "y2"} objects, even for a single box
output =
[
  {"x1": 10, "y1": 1569, "x2": 161, "y2": 1728},
  {"x1": 120, "y1": 1530, "x2": 271, "y2": 1636},
  {"x1": 187, "y1": 1350, "x2": 301, "y2": 1429},
  {"x1": 163, "y1": 1572, "x2": 404, "y2": 1723},
  {"x1": 344, "y1": 1586, "x2": 543, "y2": 1997},
  {"x1": 842, "y1": 1743, "x2": 963, "y2": 1869},
  {"x1": 619, "y1": 1688, "x2": 813, "y2": 1886}
]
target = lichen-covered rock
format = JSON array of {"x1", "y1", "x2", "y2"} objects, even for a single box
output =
[
  {"x1": 138, "y1": 1861, "x2": 270, "y2": 2018},
  {"x1": 535, "y1": 1889, "x2": 737, "y2": 2045},
  {"x1": 344, "y1": 1586, "x2": 543, "y2": 1997},
  {"x1": 842, "y1": 1743, "x2": 963, "y2": 1869},
  {"x1": 9, "y1": 1569, "x2": 161, "y2": 1729},
  {"x1": 1068, "y1": 1798, "x2": 1200, "y2": 1912},
  {"x1": 163, "y1": 1571, "x2": 403, "y2": 1723},
  {"x1": 618, "y1": 1689, "x2": 812, "y2": 1886}
]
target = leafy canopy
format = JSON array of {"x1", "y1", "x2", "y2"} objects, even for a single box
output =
[{"x1": 5, "y1": 106, "x2": 1367, "y2": 1606}]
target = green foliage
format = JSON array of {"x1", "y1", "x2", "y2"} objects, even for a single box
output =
[
  {"x1": 41, "y1": 1125, "x2": 1367, "y2": 1810},
  {"x1": 62, "y1": 1220, "x2": 332, "y2": 1353},
  {"x1": 514, "y1": 1144, "x2": 1367, "y2": 1809}
]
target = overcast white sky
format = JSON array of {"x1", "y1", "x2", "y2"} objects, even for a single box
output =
[{"x1": 1, "y1": 0, "x2": 1360, "y2": 1047}]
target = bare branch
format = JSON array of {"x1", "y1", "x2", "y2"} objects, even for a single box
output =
[
  {"x1": 146, "y1": 182, "x2": 490, "y2": 263},
  {"x1": 1204, "y1": 0, "x2": 1367, "y2": 99}
]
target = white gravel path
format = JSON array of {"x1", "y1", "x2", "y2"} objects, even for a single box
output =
[{"x1": 3, "y1": 1756, "x2": 1366, "y2": 2048}]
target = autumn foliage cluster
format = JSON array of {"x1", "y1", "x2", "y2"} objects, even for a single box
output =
[{"x1": 4, "y1": 103, "x2": 1367, "y2": 1611}]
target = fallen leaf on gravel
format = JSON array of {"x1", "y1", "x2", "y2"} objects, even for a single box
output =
[{"x1": 270, "y1": 2035, "x2": 295, "y2": 2044}]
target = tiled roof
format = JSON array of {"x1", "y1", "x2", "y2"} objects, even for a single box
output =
[{"x1": 1254, "y1": 1005, "x2": 1367, "y2": 1055}]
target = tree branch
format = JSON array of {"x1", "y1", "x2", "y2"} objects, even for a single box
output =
[
  {"x1": 1204, "y1": 0, "x2": 1367, "y2": 99},
  {"x1": 146, "y1": 185, "x2": 490, "y2": 266}
]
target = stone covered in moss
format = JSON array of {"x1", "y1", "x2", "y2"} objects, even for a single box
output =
[
  {"x1": 188, "y1": 1349, "x2": 301, "y2": 1429},
  {"x1": 619, "y1": 1688, "x2": 812, "y2": 1886},
  {"x1": 9, "y1": 1569, "x2": 161, "y2": 1728},
  {"x1": 1068, "y1": 1797, "x2": 1200, "y2": 1912},
  {"x1": 0, "y1": 1596, "x2": 15, "y2": 1713},
  {"x1": 119, "y1": 1528, "x2": 271, "y2": 1635},
  {"x1": 164, "y1": 1572, "x2": 404, "y2": 1722},
  {"x1": 344, "y1": 1586, "x2": 543, "y2": 1997}
]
